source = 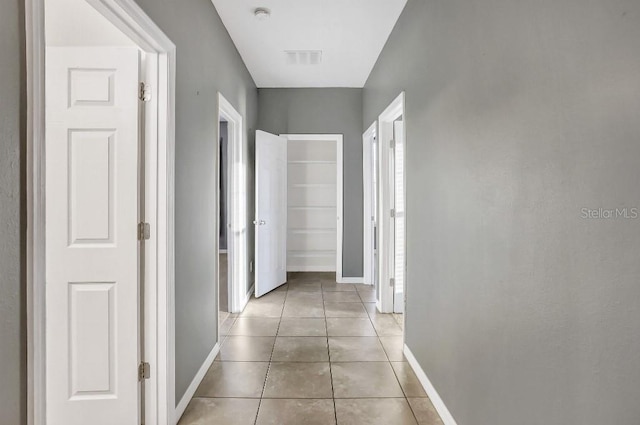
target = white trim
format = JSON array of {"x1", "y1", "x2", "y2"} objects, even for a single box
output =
[
  {"x1": 218, "y1": 249, "x2": 228, "y2": 254},
  {"x1": 174, "y1": 343, "x2": 220, "y2": 423},
  {"x1": 362, "y1": 122, "x2": 376, "y2": 287},
  {"x1": 377, "y1": 92, "x2": 405, "y2": 313},
  {"x1": 337, "y1": 277, "x2": 366, "y2": 284},
  {"x1": 26, "y1": 1, "x2": 176, "y2": 423},
  {"x1": 404, "y1": 345, "x2": 458, "y2": 425},
  {"x1": 280, "y1": 134, "x2": 344, "y2": 282},
  {"x1": 25, "y1": 1, "x2": 46, "y2": 423},
  {"x1": 218, "y1": 93, "x2": 248, "y2": 314},
  {"x1": 240, "y1": 283, "x2": 255, "y2": 311}
]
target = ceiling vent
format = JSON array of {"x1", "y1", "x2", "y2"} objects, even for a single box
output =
[{"x1": 285, "y1": 50, "x2": 323, "y2": 65}]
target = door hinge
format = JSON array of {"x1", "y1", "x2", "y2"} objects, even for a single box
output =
[
  {"x1": 390, "y1": 278, "x2": 395, "y2": 287},
  {"x1": 138, "y1": 222, "x2": 151, "y2": 240},
  {"x1": 390, "y1": 209, "x2": 396, "y2": 218},
  {"x1": 138, "y1": 362, "x2": 150, "y2": 381},
  {"x1": 139, "y1": 82, "x2": 151, "y2": 102},
  {"x1": 390, "y1": 139, "x2": 395, "y2": 149}
]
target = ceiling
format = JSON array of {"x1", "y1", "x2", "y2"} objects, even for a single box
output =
[{"x1": 211, "y1": 0, "x2": 408, "y2": 88}]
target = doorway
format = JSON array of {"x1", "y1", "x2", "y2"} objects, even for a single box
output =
[
  {"x1": 281, "y1": 134, "x2": 344, "y2": 278},
  {"x1": 27, "y1": 0, "x2": 176, "y2": 423},
  {"x1": 218, "y1": 118, "x2": 230, "y2": 324},
  {"x1": 375, "y1": 92, "x2": 406, "y2": 315},
  {"x1": 253, "y1": 132, "x2": 345, "y2": 298},
  {"x1": 44, "y1": 2, "x2": 146, "y2": 423},
  {"x1": 363, "y1": 122, "x2": 378, "y2": 291},
  {"x1": 216, "y1": 93, "x2": 249, "y2": 320}
]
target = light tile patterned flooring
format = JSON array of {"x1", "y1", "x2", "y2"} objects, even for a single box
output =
[{"x1": 178, "y1": 272, "x2": 443, "y2": 425}]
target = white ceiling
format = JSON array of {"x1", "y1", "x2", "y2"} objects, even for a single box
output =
[{"x1": 211, "y1": 0, "x2": 408, "y2": 88}]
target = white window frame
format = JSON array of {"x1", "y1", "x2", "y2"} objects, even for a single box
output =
[{"x1": 26, "y1": 0, "x2": 177, "y2": 423}]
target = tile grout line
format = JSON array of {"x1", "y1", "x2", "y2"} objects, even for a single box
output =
[
  {"x1": 365, "y1": 293, "x2": 419, "y2": 424},
  {"x1": 323, "y1": 282, "x2": 339, "y2": 425},
  {"x1": 386, "y1": 350, "x2": 421, "y2": 424},
  {"x1": 254, "y1": 283, "x2": 287, "y2": 425}
]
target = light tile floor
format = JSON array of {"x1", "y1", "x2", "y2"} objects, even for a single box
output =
[{"x1": 178, "y1": 272, "x2": 444, "y2": 425}]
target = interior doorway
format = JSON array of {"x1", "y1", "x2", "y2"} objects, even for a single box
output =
[
  {"x1": 218, "y1": 118, "x2": 230, "y2": 323},
  {"x1": 253, "y1": 132, "x2": 345, "y2": 298},
  {"x1": 28, "y1": 0, "x2": 176, "y2": 423},
  {"x1": 376, "y1": 92, "x2": 406, "y2": 315},
  {"x1": 44, "y1": 2, "x2": 146, "y2": 424},
  {"x1": 363, "y1": 122, "x2": 378, "y2": 291},
  {"x1": 216, "y1": 93, "x2": 249, "y2": 320},
  {"x1": 281, "y1": 134, "x2": 344, "y2": 279}
]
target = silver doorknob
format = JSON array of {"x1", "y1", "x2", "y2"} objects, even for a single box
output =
[{"x1": 253, "y1": 220, "x2": 266, "y2": 225}]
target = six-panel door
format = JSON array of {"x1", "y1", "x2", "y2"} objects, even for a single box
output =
[{"x1": 45, "y1": 47, "x2": 141, "y2": 425}]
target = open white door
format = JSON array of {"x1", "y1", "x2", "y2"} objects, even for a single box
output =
[
  {"x1": 46, "y1": 47, "x2": 141, "y2": 425},
  {"x1": 255, "y1": 130, "x2": 288, "y2": 297},
  {"x1": 392, "y1": 120, "x2": 405, "y2": 313}
]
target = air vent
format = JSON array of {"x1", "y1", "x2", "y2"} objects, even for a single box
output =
[{"x1": 285, "y1": 50, "x2": 323, "y2": 65}]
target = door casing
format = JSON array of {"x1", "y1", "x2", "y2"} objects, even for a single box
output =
[
  {"x1": 363, "y1": 123, "x2": 377, "y2": 288},
  {"x1": 26, "y1": 0, "x2": 176, "y2": 423},
  {"x1": 280, "y1": 134, "x2": 346, "y2": 283},
  {"x1": 216, "y1": 93, "x2": 249, "y2": 316},
  {"x1": 377, "y1": 92, "x2": 406, "y2": 314}
]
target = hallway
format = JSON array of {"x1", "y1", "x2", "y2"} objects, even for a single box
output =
[{"x1": 178, "y1": 273, "x2": 442, "y2": 424}]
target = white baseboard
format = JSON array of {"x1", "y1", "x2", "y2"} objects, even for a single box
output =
[
  {"x1": 337, "y1": 276, "x2": 365, "y2": 284},
  {"x1": 404, "y1": 344, "x2": 458, "y2": 425},
  {"x1": 174, "y1": 342, "x2": 220, "y2": 423}
]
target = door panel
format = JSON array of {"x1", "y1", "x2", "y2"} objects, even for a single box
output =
[
  {"x1": 46, "y1": 47, "x2": 140, "y2": 425},
  {"x1": 255, "y1": 130, "x2": 288, "y2": 297}
]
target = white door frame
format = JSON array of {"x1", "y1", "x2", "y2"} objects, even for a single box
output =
[
  {"x1": 217, "y1": 93, "x2": 249, "y2": 316},
  {"x1": 377, "y1": 92, "x2": 405, "y2": 313},
  {"x1": 279, "y1": 134, "x2": 347, "y2": 282},
  {"x1": 26, "y1": 0, "x2": 176, "y2": 423},
  {"x1": 362, "y1": 122, "x2": 377, "y2": 287}
]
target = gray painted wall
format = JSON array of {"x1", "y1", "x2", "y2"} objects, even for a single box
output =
[
  {"x1": 133, "y1": 0, "x2": 258, "y2": 404},
  {"x1": 0, "y1": 0, "x2": 26, "y2": 423},
  {"x1": 258, "y1": 88, "x2": 363, "y2": 277},
  {"x1": 364, "y1": 1, "x2": 640, "y2": 424}
]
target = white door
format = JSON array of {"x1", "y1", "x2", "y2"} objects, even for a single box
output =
[
  {"x1": 46, "y1": 47, "x2": 141, "y2": 425},
  {"x1": 255, "y1": 130, "x2": 288, "y2": 297},
  {"x1": 392, "y1": 121, "x2": 405, "y2": 313}
]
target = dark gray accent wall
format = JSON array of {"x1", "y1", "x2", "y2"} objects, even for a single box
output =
[
  {"x1": 133, "y1": 0, "x2": 258, "y2": 404},
  {"x1": 257, "y1": 88, "x2": 363, "y2": 277},
  {"x1": 0, "y1": 0, "x2": 26, "y2": 423},
  {"x1": 364, "y1": 1, "x2": 640, "y2": 424}
]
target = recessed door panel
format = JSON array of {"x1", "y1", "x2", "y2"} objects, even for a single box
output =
[
  {"x1": 69, "y1": 68, "x2": 115, "y2": 106},
  {"x1": 68, "y1": 130, "x2": 115, "y2": 245},
  {"x1": 69, "y1": 282, "x2": 115, "y2": 398}
]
